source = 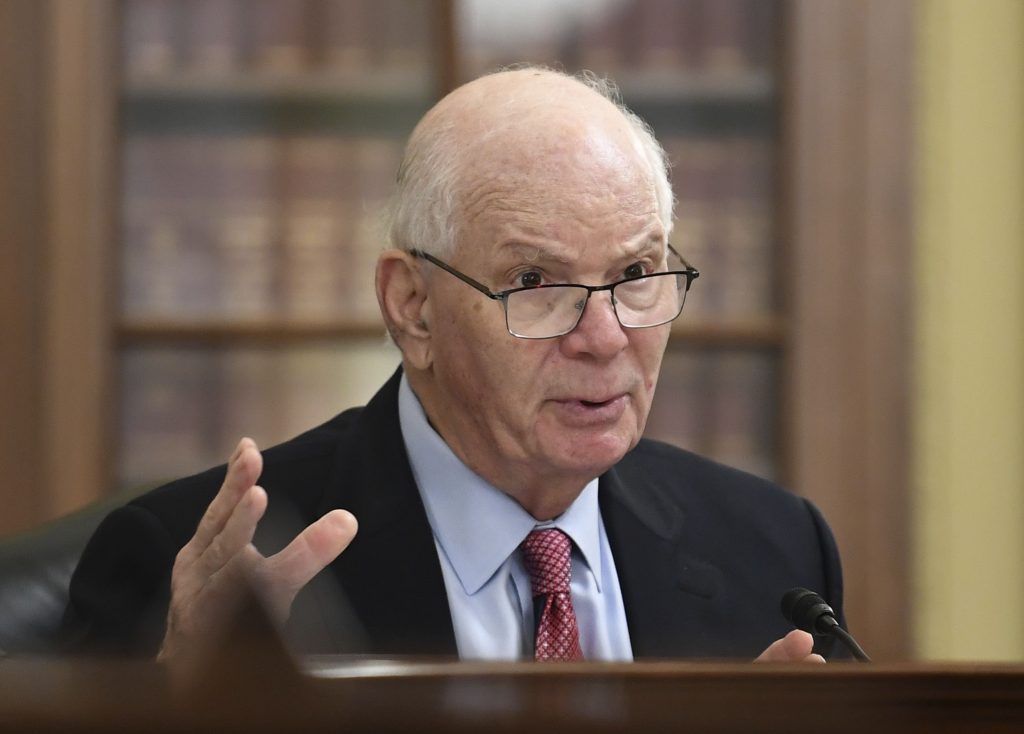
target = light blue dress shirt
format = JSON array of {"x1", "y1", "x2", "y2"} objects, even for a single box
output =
[{"x1": 397, "y1": 375, "x2": 633, "y2": 661}]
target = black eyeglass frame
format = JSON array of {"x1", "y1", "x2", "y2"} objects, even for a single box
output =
[{"x1": 409, "y1": 244, "x2": 700, "y2": 339}]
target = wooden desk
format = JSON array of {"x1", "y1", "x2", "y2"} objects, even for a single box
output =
[{"x1": 1, "y1": 655, "x2": 1023, "y2": 733}]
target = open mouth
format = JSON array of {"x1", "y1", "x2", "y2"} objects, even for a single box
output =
[{"x1": 551, "y1": 394, "x2": 628, "y2": 426}]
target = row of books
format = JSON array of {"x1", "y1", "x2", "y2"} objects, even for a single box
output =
[
  {"x1": 121, "y1": 0, "x2": 776, "y2": 81},
  {"x1": 461, "y1": 0, "x2": 777, "y2": 78},
  {"x1": 121, "y1": 132, "x2": 402, "y2": 322},
  {"x1": 645, "y1": 348, "x2": 778, "y2": 481},
  {"x1": 119, "y1": 131, "x2": 775, "y2": 323},
  {"x1": 122, "y1": 0, "x2": 434, "y2": 76},
  {"x1": 116, "y1": 344, "x2": 777, "y2": 489},
  {"x1": 117, "y1": 343, "x2": 401, "y2": 487},
  {"x1": 665, "y1": 135, "x2": 776, "y2": 320}
]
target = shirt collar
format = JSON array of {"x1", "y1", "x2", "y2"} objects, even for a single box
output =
[{"x1": 397, "y1": 374, "x2": 603, "y2": 595}]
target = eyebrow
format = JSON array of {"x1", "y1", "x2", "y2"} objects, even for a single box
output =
[
  {"x1": 623, "y1": 237, "x2": 665, "y2": 259},
  {"x1": 497, "y1": 237, "x2": 665, "y2": 264}
]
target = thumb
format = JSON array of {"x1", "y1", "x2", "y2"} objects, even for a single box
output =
[
  {"x1": 268, "y1": 509, "x2": 359, "y2": 598},
  {"x1": 755, "y1": 630, "x2": 824, "y2": 663}
]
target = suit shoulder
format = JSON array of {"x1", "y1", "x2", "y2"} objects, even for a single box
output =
[
  {"x1": 621, "y1": 437, "x2": 792, "y2": 498},
  {"x1": 615, "y1": 438, "x2": 822, "y2": 537}
]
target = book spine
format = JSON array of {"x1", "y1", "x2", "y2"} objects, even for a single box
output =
[
  {"x1": 577, "y1": 4, "x2": 627, "y2": 74},
  {"x1": 182, "y1": 0, "x2": 241, "y2": 73},
  {"x1": 118, "y1": 347, "x2": 218, "y2": 487},
  {"x1": 743, "y1": 0, "x2": 778, "y2": 73},
  {"x1": 280, "y1": 135, "x2": 353, "y2": 320},
  {"x1": 643, "y1": 349, "x2": 708, "y2": 454},
  {"x1": 348, "y1": 136, "x2": 403, "y2": 322},
  {"x1": 635, "y1": 0, "x2": 686, "y2": 72},
  {"x1": 216, "y1": 136, "x2": 281, "y2": 320},
  {"x1": 217, "y1": 348, "x2": 284, "y2": 460},
  {"x1": 380, "y1": 0, "x2": 433, "y2": 71},
  {"x1": 122, "y1": 134, "x2": 222, "y2": 319},
  {"x1": 322, "y1": 0, "x2": 371, "y2": 72},
  {"x1": 720, "y1": 136, "x2": 774, "y2": 319},
  {"x1": 122, "y1": 0, "x2": 181, "y2": 75},
  {"x1": 247, "y1": 0, "x2": 312, "y2": 72},
  {"x1": 707, "y1": 352, "x2": 777, "y2": 480},
  {"x1": 699, "y1": 0, "x2": 747, "y2": 73},
  {"x1": 665, "y1": 135, "x2": 723, "y2": 321}
]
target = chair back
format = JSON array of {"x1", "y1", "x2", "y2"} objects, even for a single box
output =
[{"x1": 0, "y1": 490, "x2": 146, "y2": 655}]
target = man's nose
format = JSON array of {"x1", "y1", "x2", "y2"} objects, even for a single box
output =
[{"x1": 560, "y1": 290, "x2": 629, "y2": 358}]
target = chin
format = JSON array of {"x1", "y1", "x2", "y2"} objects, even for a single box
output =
[{"x1": 545, "y1": 426, "x2": 638, "y2": 477}]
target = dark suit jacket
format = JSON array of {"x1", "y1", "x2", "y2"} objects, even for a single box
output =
[{"x1": 63, "y1": 369, "x2": 845, "y2": 659}]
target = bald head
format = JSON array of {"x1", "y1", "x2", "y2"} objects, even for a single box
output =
[{"x1": 388, "y1": 68, "x2": 673, "y2": 258}]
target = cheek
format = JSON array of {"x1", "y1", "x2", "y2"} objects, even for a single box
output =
[
  {"x1": 634, "y1": 330, "x2": 670, "y2": 398},
  {"x1": 481, "y1": 341, "x2": 551, "y2": 407},
  {"x1": 437, "y1": 312, "x2": 536, "y2": 409},
  {"x1": 467, "y1": 342, "x2": 556, "y2": 436}
]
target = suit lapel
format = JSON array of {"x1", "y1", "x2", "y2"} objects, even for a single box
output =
[
  {"x1": 599, "y1": 462, "x2": 725, "y2": 658},
  {"x1": 316, "y1": 369, "x2": 458, "y2": 656}
]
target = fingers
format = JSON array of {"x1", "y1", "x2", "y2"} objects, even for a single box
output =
[
  {"x1": 755, "y1": 630, "x2": 825, "y2": 663},
  {"x1": 163, "y1": 438, "x2": 266, "y2": 659},
  {"x1": 267, "y1": 510, "x2": 359, "y2": 597},
  {"x1": 194, "y1": 485, "x2": 267, "y2": 580},
  {"x1": 167, "y1": 485, "x2": 268, "y2": 631},
  {"x1": 187, "y1": 438, "x2": 263, "y2": 556}
]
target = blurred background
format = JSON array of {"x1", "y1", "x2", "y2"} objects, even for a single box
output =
[{"x1": 0, "y1": 0, "x2": 1020, "y2": 663}]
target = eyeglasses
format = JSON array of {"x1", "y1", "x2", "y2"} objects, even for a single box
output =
[{"x1": 409, "y1": 244, "x2": 699, "y2": 339}]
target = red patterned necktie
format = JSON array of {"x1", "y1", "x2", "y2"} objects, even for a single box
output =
[{"x1": 520, "y1": 529, "x2": 584, "y2": 661}]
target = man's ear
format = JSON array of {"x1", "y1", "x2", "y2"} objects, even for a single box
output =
[{"x1": 376, "y1": 249, "x2": 433, "y2": 369}]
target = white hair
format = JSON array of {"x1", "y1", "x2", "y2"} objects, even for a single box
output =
[{"x1": 387, "y1": 67, "x2": 675, "y2": 258}]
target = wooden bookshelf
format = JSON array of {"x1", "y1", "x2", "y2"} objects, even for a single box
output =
[
  {"x1": 124, "y1": 69, "x2": 436, "y2": 101},
  {"x1": 123, "y1": 68, "x2": 772, "y2": 105},
  {"x1": 116, "y1": 318, "x2": 786, "y2": 349}
]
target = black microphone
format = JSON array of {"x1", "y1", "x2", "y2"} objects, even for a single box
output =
[{"x1": 780, "y1": 588, "x2": 871, "y2": 662}]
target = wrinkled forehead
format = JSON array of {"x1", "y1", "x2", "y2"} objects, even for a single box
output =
[
  {"x1": 475, "y1": 115, "x2": 643, "y2": 184},
  {"x1": 458, "y1": 124, "x2": 656, "y2": 237},
  {"x1": 442, "y1": 76, "x2": 656, "y2": 248}
]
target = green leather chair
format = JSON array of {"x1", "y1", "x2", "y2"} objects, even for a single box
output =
[{"x1": 0, "y1": 488, "x2": 146, "y2": 655}]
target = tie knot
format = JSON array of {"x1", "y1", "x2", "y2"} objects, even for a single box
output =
[{"x1": 520, "y1": 529, "x2": 573, "y2": 596}]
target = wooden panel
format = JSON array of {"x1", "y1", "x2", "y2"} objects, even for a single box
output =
[
  {"x1": 0, "y1": 1, "x2": 47, "y2": 534},
  {"x1": 2, "y1": 655, "x2": 1024, "y2": 733},
  {"x1": 0, "y1": 1, "x2": 117, "y2": 535},
  {"x1": 860, "y1": 0, "x2": 914, "y2": 660},
  {"x1": 782, "y1": 0, "x2": 913, "y2": 660},
  {"x1": 39, "y1": 0, "x2": 118, "y2": 519}
]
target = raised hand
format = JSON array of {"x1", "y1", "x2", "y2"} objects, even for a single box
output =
[{"x1": 157, "y1": 438, "x2": 358, "y2": 662}]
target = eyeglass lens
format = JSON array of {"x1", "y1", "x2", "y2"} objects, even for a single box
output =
[{"x1": 505, "y1": 272, "x2": 686, "y2": 338}]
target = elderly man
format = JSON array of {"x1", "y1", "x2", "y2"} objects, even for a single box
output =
[{"x1": 64, "y1": 68, "x2": 843, "y2": 663}]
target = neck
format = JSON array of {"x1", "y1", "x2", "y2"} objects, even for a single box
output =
[
  {"x1": 509, "y1": 480, "x2": 587, "y2": 522},
  {"x1": 406, "y1": 369, "x2": 591, "y2": 521}
]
